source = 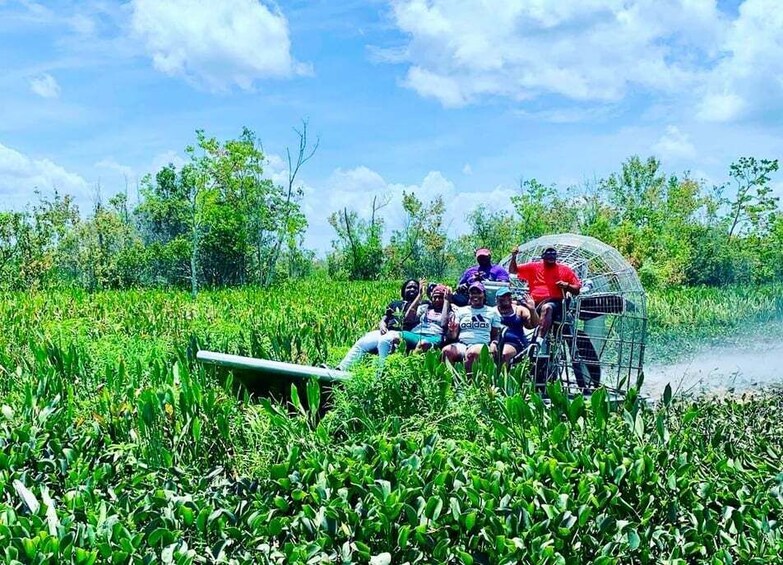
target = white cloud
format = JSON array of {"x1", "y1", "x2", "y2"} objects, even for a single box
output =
[
  {"x1": 462, "y1": 163, "x2": 472, "y2": 175},
  {"x1": 0, "y1": 142, "x2": 88, "y2": 208},
  {"x1": 696, "y1": 0, "x2": 783, "y2": 122},
  {"x1": 67, "y1": 13, "x2": 96, "y2": 35},
  {"x1": 388, "y1": 0, "x2": 722, "y2": 107},
  {"x1": 320, "y1": 166, "x2": 390, "y2": 216},
  {"x1": 301, "y1": 165, "x2": 521, "y2": 252},
  {"x1": 29, "y1": 73, "x2": 61, "y2": 98},
  {"x1": 696, "y1": 93, "x2": 746, "y2": 122},
  {"x1": 129, "y1": 0, "x2": 304, "y2": 91},
  {"x1": 652, "y1": 125, "x2": 696, "y2": 160},
  {"x1": 150, "y1": 150, "x2": 186, "y2": 173},
  {"x1": 95, "y1": 157, "x2": 134, "y2": 179},
  {"x1": 404, "y1": 67, "x2": 468, "y2": 108},
  {"x1": 386, "y1": 0, "x2": 783, "y2": 122},
  {"x1": 263, "y1": 153, "x2": 289, "y2": 186}
]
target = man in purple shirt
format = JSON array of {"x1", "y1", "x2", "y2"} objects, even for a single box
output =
[
  {"x1": 454, "y1": 248, "x2": 510, "y2": 306},
  {"x1": 458, "y1": 248, "x2": 510, "y2": 285}
]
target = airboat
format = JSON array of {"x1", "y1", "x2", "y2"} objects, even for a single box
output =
[{"x1": 197, "y1": 233, "x2": 647, "y2": 397}]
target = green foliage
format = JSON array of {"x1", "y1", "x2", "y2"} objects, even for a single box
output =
[
  {"x1": 512, "y1": 178, "x2": 578, "y2": 240},
  {"x1": 327, "y1": 198, "x2": 386, "y2": 280},
  {"x1": 135, "y1": 126, "x2": 310, "y2": 293},
  {"x1": 0, "y1": 284, "x2": 781, "y2": 562},
  {"x1": 458, "y1": 205, "x2": 519, "y2": 266},
  {"x1": 725, "y1": 156, "x2": 779, "y2": 240},
  {"x1": 1, "y1": 141, "x2": 783, "y2": 290},
  {"x1": 386, "y1": 192, "x2": 449, "y2": 279}
]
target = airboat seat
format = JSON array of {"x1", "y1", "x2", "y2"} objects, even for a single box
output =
[
  {"x1": 577, "y1": 294, "x2": 634, "y2": 320},
  {"x1": 481, "y1": 281, "x2": 510, "y2": 306}
]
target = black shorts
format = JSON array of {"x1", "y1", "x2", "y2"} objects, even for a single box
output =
[{"x1": 536, "y1": 298, "x2": 564, "y2": 321}]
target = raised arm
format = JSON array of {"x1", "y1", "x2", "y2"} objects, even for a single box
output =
[
  {"x1": 440, "y1": 287, "x2": 453, "y2": 328},
  {"x1": 509, "y1": 245, "x2": 519, "y2": 275},
  {"x1": 403, "y1": 279, "x2": 426, "y2": 321},
  {"x1": 519, "y1": 294, "x2": 539, "y2": 329},
  {"x1": 447, "y1": 312, "x2": 460, "y2": 340}
]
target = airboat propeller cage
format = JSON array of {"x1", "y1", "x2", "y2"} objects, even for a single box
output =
[{"x1": 501, "y1": 233, "x2": 647, "y2": 391}]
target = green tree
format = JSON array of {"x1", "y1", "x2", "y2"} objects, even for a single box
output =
[
  {"x1": 61, "y1": 202, "x2": 144, "y2": 290},
  {"x1": 186, "y1": 127, "x2": 311, "y2": 293},
  {"x1": 511, "y1": 179, "x2": 577, "y2": 240},
  {"x1": 28, "y1": 190, "x2": 81, "y2": 287},
  {"x1": 597, "y1": 156, "x2": 700, "y2": 287},
  {"x1": 328, "y1": 196, "x2": 387, "y2": 280},
  {"x1": 724, "y1": 156, "x2": 779, "y2": 240},
  {"x1": 386, "y1": 191, "x2": 448, "y2": 279},
  {"x1": 0, "y1": 211, "x2": 31, "y2": 289},
  {"x1": 261, "y1": 121, "x2": 317, "y2": 286},
  {"x1": 136, "y1": 126, "x2": 312, "y2": 294},
  {"x1": 136, "y1": 163, "x2": 197, "y2": 288}
]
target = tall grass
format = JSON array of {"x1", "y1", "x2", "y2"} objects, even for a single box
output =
[{"x1": 0, "y1": 283, "x2": 780, "y2": 562}]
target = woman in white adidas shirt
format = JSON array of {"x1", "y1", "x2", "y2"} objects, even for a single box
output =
[{"x1": 441, "y1": 281, "x2": 502, "y2": 374}]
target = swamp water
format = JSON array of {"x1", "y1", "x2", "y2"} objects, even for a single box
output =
[{"x1": 644, "y1": 319, "x2": 783, "y2": 398}]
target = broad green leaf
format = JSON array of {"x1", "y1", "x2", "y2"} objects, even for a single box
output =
[
  {"x1": 397, "y1": 525, "x2": 410, "y2": 549},
  {"x1": 627, "y1": 529, "x2": 641, "y2": 550},
  {"x1": 465, "y1": 512, "x2": 477, "y2": 532}
]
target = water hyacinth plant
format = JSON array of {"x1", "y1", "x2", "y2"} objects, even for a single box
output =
[{"x1": 0, "y1": 283, "x2": 780, "y2": 563}]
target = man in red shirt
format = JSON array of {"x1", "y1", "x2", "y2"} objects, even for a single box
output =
[{"x1": 509, "y1": 246, "x2": 581, "y2": 339}]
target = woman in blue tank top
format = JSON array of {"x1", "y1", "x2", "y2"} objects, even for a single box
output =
[{"x1": 494, "y1": 287, "x2": 539, "y2": 366}]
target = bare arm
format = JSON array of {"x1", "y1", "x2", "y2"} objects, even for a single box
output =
[
  {"x1": 556, "y1": 267, "x2": 581, "y2": 296},
  {"x1": 556, "y1": 280, "x2": 581, "y2": 296},
  {"x1": 519, "y1": 295, "x2": 539, "y2": 329},
  {"x1": 439, "y1": 287, "x2": 453, "y2": 328},
  {"x1": 509, "y1": 245, "x2": 519, "y2": 274},
  {"x1": 403, "y1": 283, "x2": 425, "y2": 322},
  {"x1": 447, "y1": 314, "x2": 460, "y2": 340}
]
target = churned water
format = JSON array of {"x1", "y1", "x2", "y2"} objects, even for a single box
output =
[{"x1": 644, "y1": 320, "x2": 783, "y2": 398}]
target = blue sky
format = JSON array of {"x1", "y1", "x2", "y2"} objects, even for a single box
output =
[{"x1": 1, "y1": 0, "x2": 781, "y2": 253}]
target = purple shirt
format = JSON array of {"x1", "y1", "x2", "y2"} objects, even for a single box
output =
[{"x1": 458, "y1": 264, "x2": 510, "y2": 285}]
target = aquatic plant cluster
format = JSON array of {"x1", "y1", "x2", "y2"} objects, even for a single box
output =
[{"x1": 0, "y1": 283, "x2": 781, "y2": 563}]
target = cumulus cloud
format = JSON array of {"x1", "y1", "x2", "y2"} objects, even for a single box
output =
[
  {"x1": 387, "y1": 0, "x2": 722, "y2": 107},
  {"x1": 385, "y1": 0, "x2": 783, "y2": 122},
  {"x1": 302, "y1": 165, "x2": 520, "y2": 252},
  {"x1": 29, "y1": 73, "x2": 61, "y2": 98},
  {"x1": 652, "y1": 125, "x2": 696, "y2": 160},
  {"x1": 0, "y1": 142, "x2": 88, "y2": 208},
  {"x1": 263, "y1": 153, "x2": 290, "y2": 187},
  {"x1": 302, "y1": 166, "x2": 449, "y2": 250},
  {"x1": 95, "y1": 158, "x2": 134, "y2": 179},
  {"x1": 129, "y1": 0, "x2": 305, "y2": 90},
  {"x1": 149, "y1": 150, "x2": 187, "y2": 173},
  {"x1": 696, "y1": 0, "x2": 783, "y2": 122}
]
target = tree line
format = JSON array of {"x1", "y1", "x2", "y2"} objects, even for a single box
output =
[
  {"x1": 0, "y1": 125, "x2": 780, "y2": 292},
  {"x1": 0, "y1": 126, "x2": 317, "y2": 295},
  {"x1": 329, "y1": 155, "x2": 781, "y2": 289}
]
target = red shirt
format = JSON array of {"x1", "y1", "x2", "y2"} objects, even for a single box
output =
[{"x1": 516, "y1": 261, "x2": 581, "y2": 303}]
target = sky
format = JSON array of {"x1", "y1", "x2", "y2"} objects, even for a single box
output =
[{"x1": 1, "y1": 0, "x2": 782, "y2": 253}]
